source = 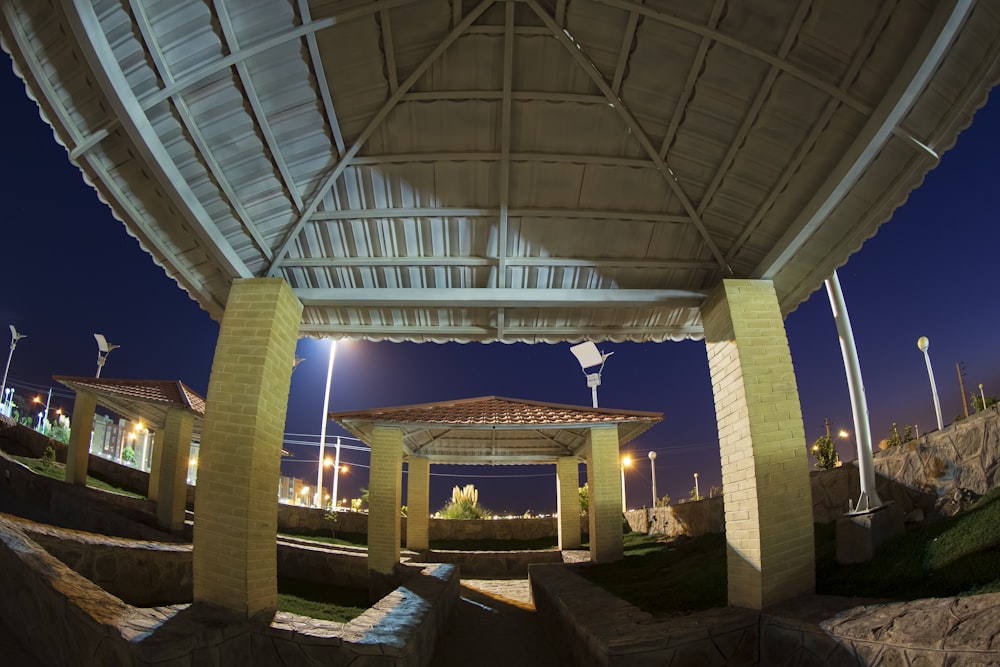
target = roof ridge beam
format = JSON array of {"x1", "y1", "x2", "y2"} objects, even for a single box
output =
[{"x1": 294, "y1": 287, "x2": 706, "y2": 308}]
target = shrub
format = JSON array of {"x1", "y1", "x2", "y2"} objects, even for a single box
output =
[
  {"x1": 40, "y1": 445, "x2": 56, "y2": 469},
  {"x1": 438, "y1": 484, "x2": 491, "y2": 519}
]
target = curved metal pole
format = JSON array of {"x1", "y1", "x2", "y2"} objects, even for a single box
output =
[
  {"x1": 825, "y1": 271, "x2": 882, "y2": 512},
  {"x1": 922, "y1": 348, "x2": 944, "y2": 430},
  {"x1": 315, "y1": 340, "x2": 336, "y2": 507}
]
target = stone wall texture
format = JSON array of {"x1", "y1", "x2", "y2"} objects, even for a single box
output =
[{"x1": 0, "y1": 515, "x2": 459, "y2": 666}]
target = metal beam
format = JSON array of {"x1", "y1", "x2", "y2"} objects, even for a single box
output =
[
  {"x1": 350, "y1": 150, "x2": 654, "y2": 168},
  {"x1": 525, "y1": 0, "x2": 731, "y2": 274},
  {"x1": 298, "y1": 0, "x2": 347, "y2": 154},
  {"x1": 380, "y1": 8, "x2": 399, "y2": 93},
  {"x1": 265, "y1": 0, "x2": 496, "y2": 276},
  {"x1": 754, "y1": 0, "x2": 974, "y2": 279},
  {"x1": 294, "y1": 287, "x2": 706, "y2": 308},
  {"x1": 63, "y1": 0, "x2": 253, "y2": 279},
  {"x1": 281, "y1": 255, "x2": 715, "y2": 269},
  {"x1": 304, "y1": 205, "x2": 687, "y2": 222},
  {"x1": 596, "y1": 0, "x2": 873, "y2": 115}
]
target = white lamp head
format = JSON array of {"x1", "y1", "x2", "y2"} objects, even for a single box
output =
[
  {"x1": 9, "y1": 325, "x2": 25, "y2": 341},
  {"x1": 648, "y1": 450, "x2": 656, "y2": 461},
  {"x1": 917, "y1": 336, "x2": 929, "y2": 352},
  {"x1": 570, "y1": 341, "x2": 605, "y2": 369},
  {"x1": 94, "y1": 333, "x2": 120, "y2": 353}
]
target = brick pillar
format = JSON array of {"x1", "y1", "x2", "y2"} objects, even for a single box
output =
[
  {"x1": 155, "y1": 408, "x2": 195, "y2": 532},
  {"x1": 587, "y1": 426, "x2": 623, "y2": 563},
  {"x1": 65, "y1": 390, "x2": 97, "y2": 486},
  {"x1": 368, "y1": 425, "x2": 404, "y2": 582},
  {"x1": 701, "y1": 279, "x2": 814, "y2": 609},
  {"x1": 147, "y1": 432, "x2": 163, "y2": 501},
  {"x1": 406, "y1": 456, "x2": 430, "y2": 551},
  {"x1": 556, "y1": 457, "x2": 581, "y2": 550},
  {"x1": 192, "y1": 278, "x2": 302, "y2": 619}
]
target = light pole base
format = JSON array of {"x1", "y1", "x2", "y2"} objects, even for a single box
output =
[{"x1": 835, "y1": 502, "x2": 903, "y2": 564}]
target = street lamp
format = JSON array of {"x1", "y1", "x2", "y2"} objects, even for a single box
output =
[
  {"x1": 647, "y1": 451, "x2": 658, "y2": 507},
  {"x1": 570, "y1": 341, "x2": 613, "y2": 408},
  {"x1": 1, "y1": 325, "x2": 26, "y2": 415},
  {"x1": 980, "y1": 383, "x2": 987, "y2": 412},
  {"x1": 94, "y1": 333, "x2": 120, "y2": 378},
  {"x1": 620, "y1": 455, "x2": 631, "y2": 513},
  {"x1": 693, "y1": 472, "x2": 700, "y2": 501},
  {"x1": 916, "y1": 336, "x2": 943, "y2": 431},
  {"x1": 315, "y1": 340, "x2": 337, "y2": 508}
]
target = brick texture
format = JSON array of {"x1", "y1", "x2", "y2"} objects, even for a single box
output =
[
  {"x1": 702, "y1": 279, "x2": 814, "y2": 609},
  {"x1": 556, "y1": 457, "x2": 582, "y2": 550},
  {"x1": 406, "y1": 456, "x2": 430, "y2": 551},
  {"x1": 192, "y1": 278, "x2": 302, "y2": 619},
  {"x1": 586, "y1": 426, "x2": 623, "y2": 563},
  {"x1": 65, "y1": 390, "x2": 97, "y2": 486},
  {"x1": 369, "y1": 426, "x2": 404, "y2": 574},
  {"x1": 155, "y1": 408, "x2": 195, "y2": 531}
]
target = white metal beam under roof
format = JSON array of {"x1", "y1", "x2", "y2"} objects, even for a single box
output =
[{"x1": 2, "y1": 0, "x2": 998, "y2": 343}]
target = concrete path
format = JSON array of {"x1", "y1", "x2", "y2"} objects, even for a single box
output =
[{"x1": 430, "y1": 577, "x2": 562, "y2": 666}]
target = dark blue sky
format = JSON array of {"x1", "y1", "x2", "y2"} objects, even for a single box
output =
[{"x1": 1, "y1": 60, "x2": 997, "y2": 514}]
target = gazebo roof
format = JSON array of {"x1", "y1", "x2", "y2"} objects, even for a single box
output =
[
  {"x1": 53, "y1": 376, "x2": 205, "y2": 441},
  {"x1": 330, "y1": 396, "x2": 662, "y2": 464},
  {"x1": 3, "y1": 2, "x2": 998, "y2": 344}
]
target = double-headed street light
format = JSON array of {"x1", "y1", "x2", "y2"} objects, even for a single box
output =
[
  {"x1": 1, "y1": 325, "x2": 27, "y2": 414},
  {"x1": 94, "y1": 333, "x2": 120, "y2": 378}
]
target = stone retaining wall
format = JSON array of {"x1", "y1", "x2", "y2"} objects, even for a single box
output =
[
  {"x1": 624, "y1": 496, "x2": 725, "y2": 536},
  {"x1": 528, "y1": 563, "x2": 1000, "y2": 666},
  {"x1": 0, "y1": 515, "x2": 459, "y2": 666}
]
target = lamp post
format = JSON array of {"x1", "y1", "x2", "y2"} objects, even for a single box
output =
[
  {"x1": 647, "y1": 451, "x2": 657, "y2": 507},
  {"x1": 315, "y1": 340, "x2": 337, "y2": 508},
  {"x1": 620, "y1": 455, "x2": 631, "y2": 513},
  {"x1": 693, "y1": 472, "x2": 700, "y2": 501},
  {"x1": 980, "y1": 383, "x2": 987, "y2": 412},
  {"x1": 1, "y1": 325, "x2": 26, "y2": 414},
  {"x1": 570, "y1": 341, "x2": 614, "y2": 408},
  {"x1": 94, "y1": 333, "x2": 119, "y2": 378},
  {"x1": 917, "y1": 337, "x2": 943, "y2": 431}
]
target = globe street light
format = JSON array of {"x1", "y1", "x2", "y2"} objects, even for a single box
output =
[
  {"x1": 647, "y1": 451, "x2": 658, "y2": 507},
  {"x1": 620, "y1": 455, "x2": 632, "y2": 513},
  {"x1": 1, "y1": 325, "x2": 26, "y2": 415},
  {"x1": 980, "y1": 383, "x2": 987, "y2": 412},
  {"x1": 917, "y1": 336, "x2": 943, "y2": 431},
  {"x1": 94, "y1": 333, "x2": 120, "y2": 378},
  {"x1": 693, "y1": 472, "x2": 700, "y2": 501}
]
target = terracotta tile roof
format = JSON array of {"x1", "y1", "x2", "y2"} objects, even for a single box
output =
[
  {"x1": 54, "y1": 376, "x2": 206, "y2": 415},
  {"x1": 331, "y1": 396, "x2": 662, "y2": 427}
]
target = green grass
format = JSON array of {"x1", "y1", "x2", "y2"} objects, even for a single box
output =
[
  {"x1": 13, "y1": 456, "x2": 144, "y2": 498},
  {"x1": 579, "y1": 488, "x2": 1000, "y2": 616},
  {"x1": 277, "y1": 578, "x2": 368, "y2": 622}
]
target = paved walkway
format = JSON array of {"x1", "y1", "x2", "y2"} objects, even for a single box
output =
[{"x1": 431, "y1": 577, "x2": 562, "y2": 666}]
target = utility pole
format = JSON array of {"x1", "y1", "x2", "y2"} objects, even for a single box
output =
[
  {"x1": 956, "y1": 362, "x2": 969, "y2": 418},
  {"x1": 824, "y1": 417, "x2": 831, "y2": 440}
]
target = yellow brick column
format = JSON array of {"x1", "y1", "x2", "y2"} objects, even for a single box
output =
[
  {"x1": 155, "y1": 408, "x2": 195, "y2": 531},
  {"x1": 192, "y1": 278, "x2": 302, "y2": 620},
  {"x1": 556, "y1": 457, "x2": 582, "y2": 550},
  {"x1": 701, "y1": 279, "x2": 814, "y2": 609},
  {"x1": 147, "y1": 433, "x2": 163, "y2": 501},
  {"x1": 406, "y1": 456, "x2": 430, "y2": 551},
  {"x1": 587, "y1": 426, "x2": 623, "y2": 563},
  {"x1": 65, "y1": 390, "x2": 97, "y2": 486},
  {"x1": 368, "y1": 425, "x2": 404, "y2": 577}
]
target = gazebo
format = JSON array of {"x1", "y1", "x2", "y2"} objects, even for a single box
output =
[
  {"x1": 53, "y1": 376, "x2": 205, "y2": 532},
  {"x1": 4, "y1": 0, "x2": 998, "y2": 617},
  {"x1": 330, "y1": 395, "x2": 662, "y2": 577}
]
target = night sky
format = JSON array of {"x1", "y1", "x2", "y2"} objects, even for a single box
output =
[{"x1": 1, "y1": 60, "x2": 997, "y2": 515}]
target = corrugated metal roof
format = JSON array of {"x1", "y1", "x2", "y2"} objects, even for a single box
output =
[
  {"x1": 331, "y1": 395, "x2": 661, "y2": 463},
  {"x1": 3, "y1": 0, "x2": 998, "y2": 343}
]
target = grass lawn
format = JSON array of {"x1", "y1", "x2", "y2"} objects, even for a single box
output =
[
  {"x1": 578, "y1": 487, "x2": 1000, "y2": 616},
  {"x1": 12, "y1": 455, "x2": 144, "y2": 498},
  {"x1": 277, "y1": 578, "x2": 368, "y2": 622}
]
